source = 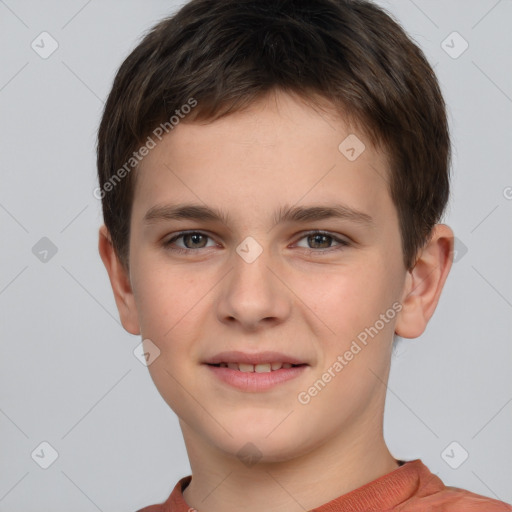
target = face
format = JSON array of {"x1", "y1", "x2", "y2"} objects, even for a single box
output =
[{"x1": 123, "y1": 91, "x2": 409, "y2": 463}]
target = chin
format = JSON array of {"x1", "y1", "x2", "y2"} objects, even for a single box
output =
[{"x1": 208, "y1": 422, "x2": 314, "y2": 465}]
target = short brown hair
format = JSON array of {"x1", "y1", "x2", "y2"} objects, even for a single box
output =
[{"x1": 97, "y1": 0, "x2": 451, "y2": 271}]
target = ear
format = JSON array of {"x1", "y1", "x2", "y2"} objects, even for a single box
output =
[
  {"x1": 98, "y1": 225, "x2": 140, "y2": 335},
  {"x1": 395, "y1": 224, "x2": 454, "y2": 339}
]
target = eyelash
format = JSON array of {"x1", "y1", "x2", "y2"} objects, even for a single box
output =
[{"x1": 163, "y1": 230, "x2": 351, "y2": 256}]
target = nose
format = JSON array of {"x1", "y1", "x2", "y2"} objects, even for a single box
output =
[{"x1": 215, "y1": 243, "x2": 292, "y2": 331}]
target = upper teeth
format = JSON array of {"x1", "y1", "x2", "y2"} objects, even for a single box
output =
[{"x1": 218, "y1": 362, "x2": 294, "y2": 372}]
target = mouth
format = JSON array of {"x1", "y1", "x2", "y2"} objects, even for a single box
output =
[
  {"x1": 206, "y1": 362, "x2": 306, "y2": 372},
  {"x1": 203, "y1": 351, "x2": 309, "y2": 391},
  {"x1": 204, "y1": 355, "x2": 309, "y2": 391}
]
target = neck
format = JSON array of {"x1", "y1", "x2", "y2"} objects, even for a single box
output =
[{"x1": 180, "y1": 417, "x2": 399, "y2": 512}]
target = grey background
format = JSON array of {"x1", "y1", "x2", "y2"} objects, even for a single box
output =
[{"x1": 0, "y1": 1, "x2": 511, "y2": 510}]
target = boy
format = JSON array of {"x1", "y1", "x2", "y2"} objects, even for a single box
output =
[{"x1": 96, "y1": 0, "x2": 512, "y2": 510}]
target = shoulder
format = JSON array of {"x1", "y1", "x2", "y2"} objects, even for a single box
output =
[
  {"x1": 387, "y1": 460, "x2": 511, "y2": 512},
  {"x1": 134, "y1": 475, "x2": 193, "y2": 512},
  {"x1": 395, "y1": 484, "x2": 512, "y2": 511}
]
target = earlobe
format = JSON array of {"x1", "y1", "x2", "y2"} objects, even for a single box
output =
[
  {"x1": 98, "y1": 225, "x2": 141, "y2": 335},
  {"x1": 395, "y1": 224, "x2": 454, "y2": 339}
]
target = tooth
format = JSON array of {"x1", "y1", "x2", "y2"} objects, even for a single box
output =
[
  {"x1": 227, "y1": 362, "x2": 238, "y2": 370},
  {"x1": 282, "y1": 363, "x2": 292, "y2": 369},
  {"x1": 255, "y1": 363, "x2": 272, "y2": 373},
  {"x1": 238, "y1": 363, "x2": 255, "y2": 372},
  {"x1": 271, "y1": 362, "x2": 283, "y2": 370}
]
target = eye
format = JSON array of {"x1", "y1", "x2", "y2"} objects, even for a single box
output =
[
  {"x1": 163, "y1": 230, "x2": 351, "y2": 256},
  {"x1": 294, "y1": 231, "x2": 350, "y2": 253},
  {"x1": 164, "y1": 231, "x2": 217, "y2": 253}
]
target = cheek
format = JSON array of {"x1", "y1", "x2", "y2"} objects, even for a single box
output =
[
  {"x1": 132, "y1": 264, "x2": 210, "y2": 412},
  {"x1": 131, "y1": 259, "x2": 204, "y2": 343},
  {"x1": 301, "y1": 259, "x2": 400, "y2": 361},
  {"x1": 309, "y1": 263, "x2": 388, "y2": 327}
]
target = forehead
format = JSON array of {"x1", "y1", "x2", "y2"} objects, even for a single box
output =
[{"x1": 132, "y1": 91, "x2": 394, "y2": 230}]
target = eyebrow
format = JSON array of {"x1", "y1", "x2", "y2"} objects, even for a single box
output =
[{"x1": 143, "y1": 203, "x2": 374, "y2": 226}]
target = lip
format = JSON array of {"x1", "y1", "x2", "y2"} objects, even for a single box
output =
[
  {"x1": 205, "y1": 363, "x2": 308, "y2": 392},
  {"x1": 204, "y1": 350, "x2": 307, "y2": 366}
]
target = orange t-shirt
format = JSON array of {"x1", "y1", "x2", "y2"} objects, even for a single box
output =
[{"x1": 136, "y1": 459, "x2": 511, "y2": 512}]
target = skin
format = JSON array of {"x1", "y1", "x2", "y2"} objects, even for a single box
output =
[{"x1": 99, "y1": 90, "x2": 453, "y2": 512}]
